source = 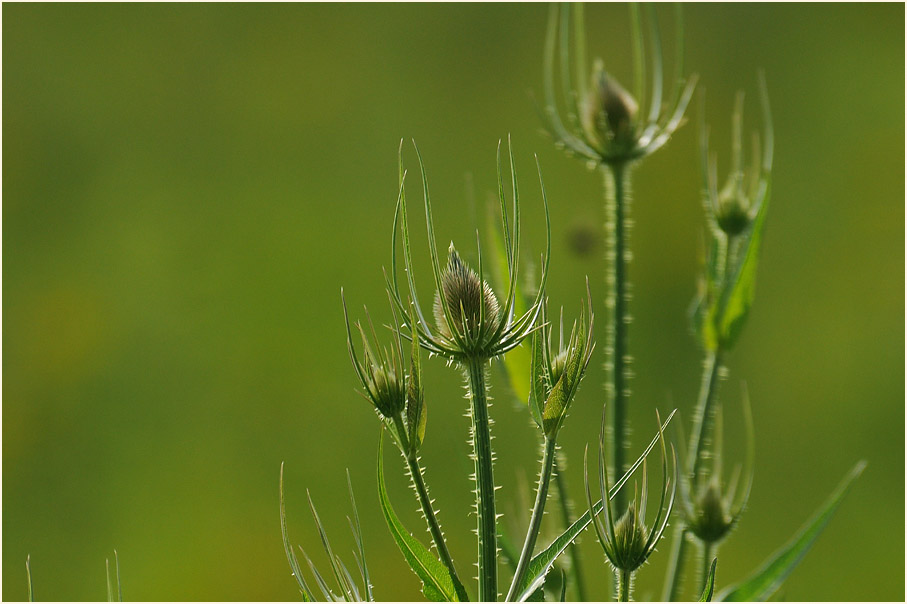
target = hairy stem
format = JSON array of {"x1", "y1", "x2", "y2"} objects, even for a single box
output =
[
  {"x1": 404, "y1": 453, "x2": 463, "y2": 590},
  {"x1": 466, "y1": 356, "x2": 497, "y2": 601},
  {"x1": 604, "y1": 163, "x2": 632, "y2": 511},
  {"x1": 553, "y1": 451, "x2": 587, "y2": 601},
  {"x1": 506, "y1": 438, "x2": 557, "y2": 601},
  {"x1": 617, "y1": 569, "x2": 632, "y2": 602},
  {"x1": 662, "y1": 349, "x2": 725, "y2": 600}
]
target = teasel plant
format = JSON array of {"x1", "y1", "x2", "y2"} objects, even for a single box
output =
[
  {"x1": 539, "y1": 2, "x2": 697, "y2": 513},
  {"x1": 662, "y1": 72, "x2": 774, "y2": 601},
  {"x1": 385, "y1": 137, "x2": 551, "y2": 601}
]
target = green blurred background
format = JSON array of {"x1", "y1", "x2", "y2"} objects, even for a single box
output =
[{"x1": 3, "y1": 3, "x2": 903, "y2": 601}]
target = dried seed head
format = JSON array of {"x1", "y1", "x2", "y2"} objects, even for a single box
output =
[
  {"x1": 433, "y1": 245, "x2": 500, "y2": 343},
  {"x1": 582, "y1": 62, "x2": 639, "y2": 154},
  {"x1": 609, "y1": 505, "x2": 650, "y2": 572}
]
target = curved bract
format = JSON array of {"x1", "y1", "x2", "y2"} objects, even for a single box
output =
[
  {"x1": 540, "y1": 4, "x2": 697, "y2": 167},
  {"x1": 387, "y1": 138, "x2": 551, "y2": 363}
]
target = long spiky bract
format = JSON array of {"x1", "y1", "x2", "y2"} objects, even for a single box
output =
[
  {"x1": 541, "y1": 4, "x2": 697, "y2": 166},
  {"x1": 585, "y1": 409, "x2": 676, "y2": 602},
  {"x1": 388, "y1": 138, "x2": 550, "y2": 362}
]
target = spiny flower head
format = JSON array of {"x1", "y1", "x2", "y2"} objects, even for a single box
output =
[
  {"x1": 528, "y1": 282, "x2": 595, "y2": 439},
  {"x1": 342, "y1": 291, "x2": 426, "y2": 456},
  {"x1": 540, "y1": 4, "x2": 697, "y2": 166},
  {"x1": 387, "y1": 137, "x2": 551, "y2": 362},
  {"x1": 700, "y1": 74, "x2": 774, "y2": 238},
  {"x1": 682, "y1": 392, "x2": 755, "y2": 546},
  {"x1": 433, "y1": 245, "x2": 500, "y2": 343},
  {"x1": 585, "y1": 410, "x2": 677, "y2": 573}
]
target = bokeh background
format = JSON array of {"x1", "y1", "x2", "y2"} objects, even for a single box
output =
[{"x1": 3, "y1": 3, "x2": 904, "y2": 601}]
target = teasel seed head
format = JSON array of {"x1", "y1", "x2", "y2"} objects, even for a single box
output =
[{"x1": 433, "y1": 245, "x2": 500, "y2": 343}]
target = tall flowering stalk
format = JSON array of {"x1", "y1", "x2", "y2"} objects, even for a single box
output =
[{"x1": 540, "y1": 3, "x2": 696, "y2": 512}]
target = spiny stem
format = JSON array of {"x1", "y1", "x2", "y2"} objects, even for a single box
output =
[
  {"x1": 404, "y1": 452, "x2": 463, "y2": 590},
  {"x1": 553, "y1": 452, "x2": 587, "y2": 601},
  {"x1": 662, "y1": 349, "x2": 725, "y2": 600},
  {"x1": 618, "y1": 568, "x2": 632, "y2": 602},
  {"x1": 506, "y1": 438, "x2": 557, "y2": 601},
  {"x1": 466, "y1": 356, "x2": 497, "y2": 601},
  {"x1": 604, "y1": 163, "x2": 632, "y2": 511}
]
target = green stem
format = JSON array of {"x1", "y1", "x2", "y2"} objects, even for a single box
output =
[
  {"x1": 553, "y1": 452, "x2": 587, "y2": 601},
  {"x1": 404, "y1": 453, "x2": 463, "y2": 591},
  {"x1": 506, "y1": 438, "x2": 557, "y2": 601},
  {"x1": 700, "y1": 542, "x2": 716, "y2": 596},
  {"x1": 604, "y1": 163, "x2": 632, "y2": 511},
  {"x1": 466, "y1": 357, "x2": 497, "y2": 602},
  {"x1": 662, "y1": 349, "x2": 725, "y2": 600},
  {"x1": 618, "y1": 569, "x2": 632, "y2": 602}
]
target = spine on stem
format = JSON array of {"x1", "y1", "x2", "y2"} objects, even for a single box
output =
[
  {"x1": 505, "y1": 438, "x2": 557, "y2": 601},
  {"x1": 466, "y1": 357, "x2": 497, "y2": 601},
  {"x1": 404, "y1": 452, "x2": 462, "y2": 588}
]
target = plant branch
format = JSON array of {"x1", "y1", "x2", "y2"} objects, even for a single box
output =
[
  {"x1": 506, "y1": 438, "x2": 557, "y2": 601},
  {"x1": 404, "y1": 452, "x2": 463, "y2": 591}
]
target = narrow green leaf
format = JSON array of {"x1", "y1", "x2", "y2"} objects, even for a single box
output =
[
  {"x1": 718, "y1": 461, "x2": 866, "y2": 602},
  {"x1": 347, "y1": 470, "x2": 374, "y2": 602},
  {"x1": 26, "y1": 555, "x2": 34, "y2": 602},
  {"x1": 307, "y1": 491, "x2": 354, "y2": 601},
  {"x1": 528, "y1": 331, "x2": 546, "y2": 428},
  {"x1": 106, "y1": 558, "x2": 114, "y2": 602},
  {"x1": 558, "y1": 569, "x2": 568, "y2": 602},
  {"x1": 488, "y1": 205, "x2": 532, "y2": 404},
  {"x1": 280, "y1": 463, "x2": 316, "y2": 601},
  {"x1": 514, "y1": 411, "x2": 676, "y2": 601},
  {"x1": 378, "y1": 433, "x2": 469, "y2": 602},
  {"x1": 699, "y1": 558, "x2": 717, "y2": 601},
  {"x1": 712, "y1": 180, "x2": 772, "y2": 348}
]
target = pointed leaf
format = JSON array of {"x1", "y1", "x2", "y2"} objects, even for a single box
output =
[
  {"x1": 488, "y1": 206, "x2": 531, "y2": 403},
  {"x1": 26, "y1": 556, "x2": 34, "y2": 602},
  {"x1": 699, "y1": 559, "x2": 717, "y2": 601},
  {"x1": 711, "y1": 180, "x2": 772, "y2": 349},
  {"x1": 528, "y1": 331, "x2": 546, "y2": 428},
  {"x1": 717, "y1": 461, "x2": 866, "y2": 601},
  {"x1": 378, "y1": 433, "x2": 469, "y2": 602},
  {"x1": 280, "y1": 463, "x2": 316, "y2": 601},
  {"x1": 347, "y1": 470, "x2": 374, "y2": 602}
]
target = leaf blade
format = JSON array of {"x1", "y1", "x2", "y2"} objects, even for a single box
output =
[
  {"x1": 717, "y1": 461, "x2": 866, "y2": 601},
  {"x1": 378, "y1": 433, "x2": 468, "y2": 602},
  {"x1": 280, "y1": 463, "x2": 316, "y2": 601},
  {"x1": 699, "y1": 558, "x2": 717, "y2": 602}
]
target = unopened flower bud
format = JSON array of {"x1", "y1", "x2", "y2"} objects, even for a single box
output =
[
  {"x1": 433, "y1": 245, "x2": 500, "y2": 343},
  {"x1": 582, "y1": 62, "x2": 639, "y2": 153},
  {"x1": 715, "y1": 190, "x2": 752, "y2": 236},
  {"x1": 687, "y1": 481, "x2": 735, "y2": 544},
  {"x1": 609, "y1": 505, "x2": 649, "y2": 572}
]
